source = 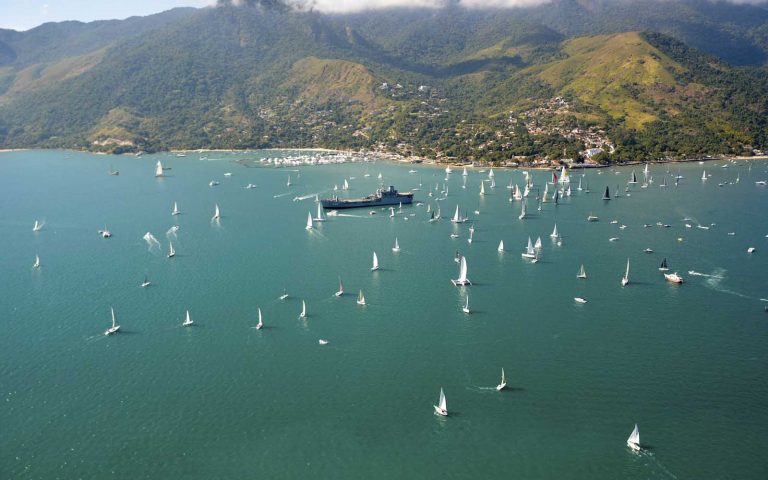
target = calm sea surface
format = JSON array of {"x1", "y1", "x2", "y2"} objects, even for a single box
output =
[{"x1": 1, "y1": 150, "x2": 767, "y2": 479}]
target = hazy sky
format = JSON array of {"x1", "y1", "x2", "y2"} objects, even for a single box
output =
[{"x1": 0, "y1": 0, "x2": 211, "y2": 31}]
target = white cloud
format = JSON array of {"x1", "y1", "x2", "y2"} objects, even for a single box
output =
[{"x1": 304, "y1": 0, "x2": 445, "y2": 13}]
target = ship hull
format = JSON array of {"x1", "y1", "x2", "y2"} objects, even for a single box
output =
[{"x1": 321, "y1": 189, "x2": 413, "y2": 209}]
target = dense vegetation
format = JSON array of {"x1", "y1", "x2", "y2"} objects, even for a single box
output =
[{"x1": 0, "y1": 1, "x2": 766, "y2": 162}]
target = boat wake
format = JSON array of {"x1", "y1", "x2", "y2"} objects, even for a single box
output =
[
  {"x1": 142, "y1": 232, "x2": 160, "y2": 251},
  {"x1": 165, "y1": 226, "x2": 180, "y2": 238},
  {"x1": 633, "y1": 450, "x2": 679, "y2": 480},
  {"x1": 273, "y1": 192, "x2": 293, "y2": 198},
  {"x1": 293, "y1": 193, "x2": 319, "y2": 202},
  {"x1": 701, "y1": 268, "x2": 752, "y2": 299},
  {"x1": 334, "y1": 213, "x2": 368, "y2": 218}
]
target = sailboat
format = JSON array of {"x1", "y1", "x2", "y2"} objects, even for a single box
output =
[
  {"x1": 518, "y1": 200, "x2": 527, "y2": 220},
  {"x1": 621, "y1": 258, "x2": 630, "y2": 286},
  {"x1": 357, "y1": 290, "x2": 366, "y2": 306},
  {"x1": 299, "y1": 300, "x2": 307, "y2": 319},
  {"x1": 627, "y1": 424, "x2": 641, "y2": 451},
  {"x1": 629, "y1": 171, "x2": 638, "y2": 184},
  {"x1": 314, "y1": 203, "x2": 326, "y2": 222},
  {"x1": 167, "y1": 241, "x2": 175, "y2": 258},
  {"x1": 343, "y1": 178, "x2": 349, "y2": 190},
  {"x1": 279, "y1": 288, "x2": 289, "y2": 300},
  {"x1": 212, "y1": 204, "x2": 221, "y2": 221},
  {"x1": 522, "y1": 237, "x2": 536, "y2": 258},
  {"x1": 577, "y1": 264, "x2": 587, "y2": 279},
  {"x1": 659, "y1": 258, "x2": 669, "y2": 271},
  {"x1": 104, "y1": 307, "x2": 120, "y2": 335},
  {"x1": 141, "y1": 276, "x2": 151, "y2": 287},
  {"x1": 255, "y1": 308, "x2": 263, "y2": 330},
  {"x1": 286, "y1": 175, "x2": 292, "y2": 187},
  {"x1": 335, "y1": 277, "x2": 344, "y2": 297},
  {"x1": 451, "y1": 256, "x2": 471, "y2": 286},
  {"x1": 182, "y1": 310, "x2": 194, "y2": 327},
  {"x1": 462, "y1": 167, "x2": 468, "y2": 176},
  {"x1": 371, "y1": 251, "x2": 379, "y2": 271},
  {"x1": 577, "y1": 177, "x2": 583, "y2": 191},
  {"x1": 155, "y1": 160, "x2": 164, "y2": 177},
  {"x1": 702, "y1": 170, "x2": 707, "y2": 180},
  {"x1": 172, "y1": 202, "x2": 180, "y2": 216},
  {"x1": 550, "y1": 224, "x2": 559, "y2": 239},
  {"x1": 434, "y1": 388, "x2": 448, "y2": 416},
  {"x1": 32, "y1": 255, "x2": 40, "y2": 269},
  {"x1": 462, "y1": 295, "x2": 470, "y2": 314},
  {"x1": 534, "y1": 237, "x2": 542, "y2": 249},
  {"x1": 33, "y1": 220, "x2": 43, "y2": 232},
  {"x1": 109, "y1": 166, "x2": 119, "y2": 176},
  {"x1": 602, "y1": 186, "x2": 611, "y2": 200},
  {"x1": 496, "y1": 368, "x2": 506, "y2": 391},
  {"x1": 497, "y1": 240, "x2": 504, "y2": 252},
  {"x1": 451, "y1": 205, "x2": 467, "y2": 223},
  {"x1": 467, "y1": 229, "x2": 474, "y2": 244},
  {"x1": 480, "y1": 180, "x2": 486, "y2": 196},
  {"x1": 305, "y1": 212, "x2": 313, "y2": 230},
  {"x1": 392, "y1": 237, "x2": 400, "y2": 252}
]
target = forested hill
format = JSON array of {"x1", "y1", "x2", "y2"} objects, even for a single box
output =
[{"x1": 0, "y1": 1, "x2": 766, "y2": 162}]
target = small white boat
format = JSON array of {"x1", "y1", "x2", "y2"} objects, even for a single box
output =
[
  {"x1": 209, "y1": 180, "x2": 220, "y2": 187},
  {"x1": 104, "y1": 307, "x2": 120, "y2": 335},
  {"x1": 32, "y1": 255, "x2": 41, "y2": 269},
  {"x1": 33, "y1": 220, "x2": 43, "y2": 232},
  {"x1": 99, "y1": 226, "x2": 112, "y2": 238},
  {"x1": 451, "y1": 256, "x2": 471, "y2": 286},
  {"x1": 172, "y1": 202, "x2": 180, "y2": 216},
  {"x1": 496, "y1": 368, "x2": 506, "y2": 391},
  {"x1": 299, "y1": 300, "x2": 307, "y2": 319},
  {"x1": 318, "y1": 339, "x2": 329, "y2": 345},
  {"x1": 434, "y1": 388, "x2": 448, "y2": 416},
  {"x1": 167, "y1": 241, "x2": 175, "y2": 258},
  {"x1": 574, "y1": 297, "x2": 587, "y2": 304},
  {"x1": 462, "y1": 295, "x2": 470, "y2": 314},
  {"x1": 335, "y1": 277, "x2": 344, "y2": 297},
  {"x1": 155, "y1": 160, "x2": 164, "y2": 178},
  {"x1": 480, "y1": 180, "x2": 486, "y2": 196},
  {"x1": 371, "y1": 251, "x2": 380, "y2": 271},
  {"x1": 522, "y1": 237, "x2": 536, "y2": 259},
  {"x1": 587, "y1": 214, "x2": 599, "y2": 222},
  {"x1": 550, "y1": 224, "x2": 559, "y2": 239},
  {"x1": 305, "y1": 212, "x2": 313, "y2": 231},
  {"x1": 255, "y1": 308, "x2": 263, "y2": 330},
  {"x1": 212, "y1": 204, "x2": 221, "y2": 221},
  {"x1": 357, "y1": 290, "x2": 366, "y2": 306},
  {"x1": 664, "y1": 272, "x2": 684, "y2": 284},
  {"x1": 644, "y1": 248, "x2": 654, "y2": 253},
  {"x1": 141, "y1": 276, "x2": 151, "y2": 288},
  {"x1": 279, "y1": 288, "x2": 289, "y2": 300},
  {"x1": 182, "y1": 310, "x2": 194, "y2": 326},
  {"x1": 392, "y1": 238, "x2": 400, "y2": 252},
  {"x1": 577, "y1": 264, "x2": 587, "y2": 279},
  {"x1": 627, "y1": 424, "x2": 641, "y2": 451},
  {"x1": 621, "y1": 258, "x2": 630, "y2": 286},
  {"x1": 609, "y1": 237, "x2": 620, "y2": 242},
  {"x1": 497, "y1": 240, "x2": 504, "y2": 252},
  {"x1": 747, "y1": 247, "x2": 756, "y2": 253}
]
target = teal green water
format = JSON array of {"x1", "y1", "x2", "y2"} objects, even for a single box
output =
[{"x1": 2, "y1": 150, "x2": 767, "y2": 479}]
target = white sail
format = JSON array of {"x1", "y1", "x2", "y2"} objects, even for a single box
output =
[
  {"x1": 183, "y1": 310, "x2": 194, "y2": 326},
  {"x1": 33, "y1": 220, "x2": 42, "y2": 232},
  {"x1": 534, "y1": 237, "x2": 542, "y2": 249},
  {"x1": 33, "y1": 255, "x2": 40, "y2": 268},
  {"x1": 519, "y1": 201, "x2": 526, "y2": 220},
  {"x1": 434, "y1": 388, "x2": 448, "y2": 416},
  {"x1": 522, "y1": 237, "x2": 536, "y2": 258},
  {"x1": 371, "y1": 251, "x2": 379, "y2": 271},
  {"x1": 256, "y1": 308, "x2": 263, "y2": 329},
  {"x1": 496, "y1": 368, "x2": 506, "y2": 391},
  {"x1": 172, "y1": 202, "x2": 180, "y2": 216},
  {"x1": 111, "y1": 307, "x2": 117, "y2": 328},
  {"x1": 105, "y1": 307, "x2": 120, "y2": 335},
  {"x1": 577, "y1": 177, "x2": 583, "y2": 191},
  {"x1": 551, "y1": 224, "x2": 559, "y2": 238},
  {"x1": 335, "y1": 277, "x2": 344, "y2": 297},
  {"x1": 300, "y1": 300, "x2": 307, "y2": 318},
  {"x1": 480, "y1": 181, "x2": 485, "y2": 195},
  {"x1": 462, "y1": 295, "x2": 470, "y2": 313},
  {"x1": 462, "y1": 167, "x2": 468, "y2": 176},
  {"x1": 167, "y1": 241, "x2": 175, "y2": 258},
  {"x1": 357, "y1": 290, "x2": 366, "y2": 305},
  {"x1": 627, "y1": 424, "x2": 640, "y2": 450},
  {"x1": 497, "y1": 240, "x2": 504, "y2": 252},
  {"x1": 577, "y1": 264, "x2": 587, "y2": 279},
  {"x1": 452, "y1": 205, "x2": 460, "y2": 223},
  {"x1": 314, "y1": 202, "x2": 326, "y2": 222},
  {"x1": 621, "y1": 258, "x2": 630, "y2": 286},
  {"x1": 212, "y1": 204, "x2": 220, "y2": 220},
  {"x1": 452, "y1": 256, "x2": 470, "y2": 286},
  {"x1": 306, "y1": 212, "x2": 313, "y2": 230},
  {"x1": 702, "y1": 170, "x2": 707, "y2": 180},
  {"x1": 392, "y1": 238, "x2": 400, "y2": 252},
  {"x1": 343, "y1": 178, "x2": 349, "y2": 190},
  {"x1": 155, "y1": 160, "x2": 164, "y2": 177}
]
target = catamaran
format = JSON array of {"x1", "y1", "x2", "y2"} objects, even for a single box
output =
[
  {"x1": 497, "y1": 240, "x2": 504, "y2": 252},
  {"x1": 577, "y1": 264, "x2": 587, "y2": 279},
  {"x1": 299, "y1": 300, "x2": 307, "y2": 319},
  {"x1": 621, "y1": 258, "x2": 630, "y2": 286},
  {"x1": 172, "y1": 202, "x2": 180, "y2": 216},
  {"x1": 212, "y1": 204, "x2": 221, "y2": 221},
  {"x1": 434, "y1": 388, "x2": 448, "y2": 416},
  {"x1": 522, "y1": 237, "x2": 536, "y2": 259},
  {"x1": 33, "y1": 220, "x2": 43, "y2": 232},
  {"x1": 496, "y1": 368, "x2": 506, "y2": 391},
  {"x1": 357, "y1": 290, "x2": 366, "y2": 306},
  {"x1": 182, "y1": 310, "x2": 194, "y2": 327},
  {"x1": 141, "y1": 276, "x2": 151, "y2": 288},
  {"x1": 255, "y1": 308, "x2": 263, "y2": 330},
  {"x1": 155, "y1": 160, "x2": 164, "y2": 177},
  {"x1": 105, "y1": 307, "x2": 120, "y2": 335},
  {"x1": 627, "y1": 424, "x2": 641, "y2": 451},
  {"x1": 335, "y1": 277, "x2": 344, "y2": 297},
  {"x1": 305, "y1": 212, "x2": 313, "y2": 230},
  {"x1": 167, "y1": 241, "x2": 175, "y2": 258},
  {"x1": 451, "y1": 256, "x2": 471, "y2": 286},
  {"x1": 392, "y1": 238, "x2": 400, "y2": 252},
  {"x1": 371, "y1": 251, "x2": 379, "y2": 271}
]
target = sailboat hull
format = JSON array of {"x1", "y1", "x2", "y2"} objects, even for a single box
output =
[{"x1": 434, "y1": 406, "x2": 448, "y2": 416}]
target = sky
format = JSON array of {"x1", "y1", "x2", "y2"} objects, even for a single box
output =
[{"x1": 0, "y1": 0, "x2": 211, "y2": 31}]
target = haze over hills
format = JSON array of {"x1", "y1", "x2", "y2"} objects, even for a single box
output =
[{"x1": 0, "y1": 0, "x2": 766, "y2": 162}]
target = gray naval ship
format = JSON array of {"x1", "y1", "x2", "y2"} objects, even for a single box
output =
[{"x1": 321, "y1": 185, "x2": 414, "y2": 209}]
